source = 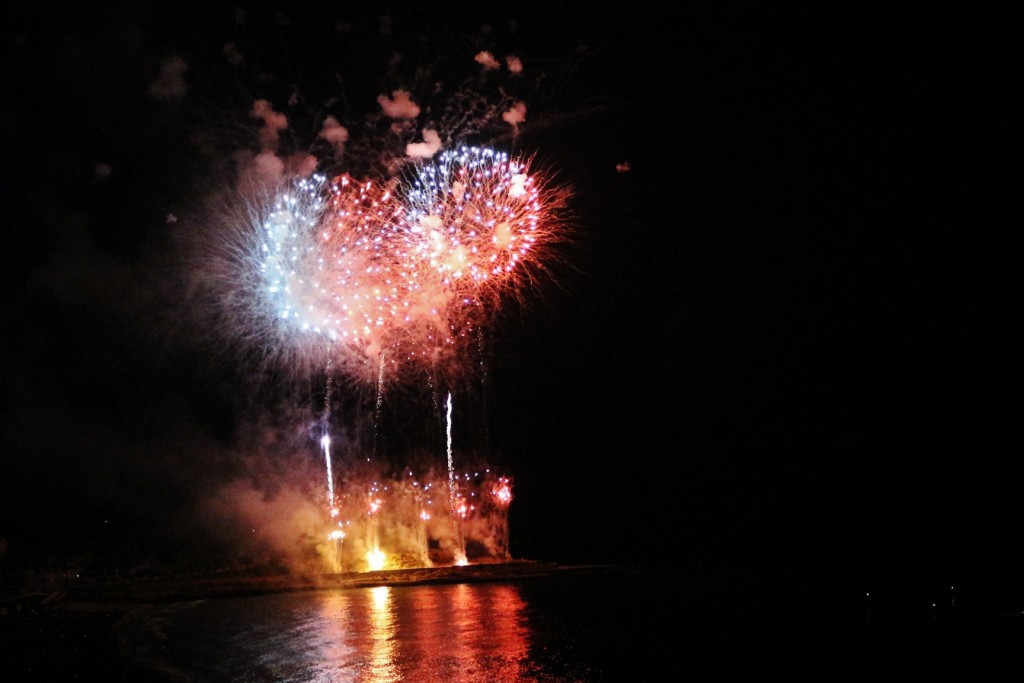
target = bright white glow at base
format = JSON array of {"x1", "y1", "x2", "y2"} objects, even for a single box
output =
[{"x1": 366, "y1": 548, "x2": 386, "y2": 571}]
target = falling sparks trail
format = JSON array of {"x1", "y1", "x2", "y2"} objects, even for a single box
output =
[
  {"x1": 446, "y1": 392, "x2": 454, "y2": 504},
  {"x1": 477, "y1": 327, "x2": 491, "y2": 453},
  {"x1": 373, "y1": 352, "x2": 386, "y2": 458},
  {"x1": 445, "y1": 392, "x2": 467, "y2": 565},
  {"x1": 322, "y1": 432, "x2": 334, "y2": 508},
  {"x1": 323, "y1": 356, "x2": 336, "y2": 509}
]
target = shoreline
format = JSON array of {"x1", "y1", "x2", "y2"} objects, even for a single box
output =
[{"x1": 38, "y1": 559, "x2": 630, "y2": 606}]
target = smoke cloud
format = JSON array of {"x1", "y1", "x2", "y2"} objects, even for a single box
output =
[
  {"x1": 377, "y1": 89, "x2": 421, "y2": 119},
  {"x1": 148, "y1": 55, "x2": 188, "y2": 102}
]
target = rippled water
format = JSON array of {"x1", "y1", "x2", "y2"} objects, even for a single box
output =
[
  {"x1": 116, "y1": 571, "x2": 679, "y2": 682},
  {"x1": 113, "y1": 564, "x2": 1024, "y2": 680},
  {"x1": 113, "y1": 563, "x2": 1024, "y2": 681}
]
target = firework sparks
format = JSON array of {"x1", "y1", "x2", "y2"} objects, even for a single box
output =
[
  {"x1": 190, "y1": 143, "x2": 567, "y2": 392},
  {"x1": 185, "y1": 124, "x2": 566, "y2": 576},
  {"x1": 492, "y1": 477, "x2": 513, "y2": 507},
  {"x1": 189, "y1": 153, "x2": 559, "y2": 571},
  {"x1": 402, "y1": 146, "x2": 554, "y2": 303},
  {"x1": 155, "y1": 12, "x2": 589, "y2": 578}
]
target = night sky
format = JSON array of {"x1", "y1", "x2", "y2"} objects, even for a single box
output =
[{"x1": 1, "y1": 3, "x2": 1017, "y2": 588}]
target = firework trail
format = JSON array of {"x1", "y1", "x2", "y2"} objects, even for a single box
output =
[
  {"x1": 445, "y1": 391, "x2": 469, "y2": 565},
  {"x1": 322, "y1": 356, "x2": 337, "y2": 508},
  {"x1": 373, "y1": 351, "x2": 386, "y2": 457},
  {"x1": 446, "y1": 392, "x2": 455, "y2": 503}
]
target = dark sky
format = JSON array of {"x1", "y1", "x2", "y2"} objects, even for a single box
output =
[{"x1": 1, "y1": 4, "x2": 1017, "y2": 581}]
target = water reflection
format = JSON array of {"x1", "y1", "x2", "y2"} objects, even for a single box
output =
[
  {"x1": 477, "y1": 584, "x2": 531, "y2": 679},
  {"x1": 301, "y1": 582, "x2": 531, "y2": 682},
  {"x1": 310, "y1": 591, "x2": 350, "y2": 681},
  {"x1": 406, "y1": 582, "x2": 447, "y2": 679},
  {"x1": 118, "y1": 576, "x2": 632, "y2": 682},
  {"x1": 366, "y1": 586, "x2": 397, "y2": 682}
]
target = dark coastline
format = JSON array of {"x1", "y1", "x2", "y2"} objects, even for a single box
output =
[{"x1": 58, "y1": 559, "x2": 626, "y2": 603}]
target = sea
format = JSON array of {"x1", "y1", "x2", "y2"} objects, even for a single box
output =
[
  {"x1": 9, "y1": 561, "x2": 1024, "y2": 681},
  {"x1": 108, "y1": 563, "x2": 1024, "y2": 681},
  {"x1": 115, "y1": 568, "x2": 681, "y2": 682}
]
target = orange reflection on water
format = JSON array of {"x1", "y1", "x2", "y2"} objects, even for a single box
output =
[
  {"x1": 406, "y1": 583, "x2": 530, "y2": 682},
  {"x1": 316, "y1": 582, "x2": 532, "y2": 681},
  {"x1": 467, "y1": 584, "x2": 530, "y2": 681},
  {"x1": 449, "y1": 583, "x2": 480, "y2": 666},
  {"x1": 404, "y1": 583, "x2": 444, "y2": 679},
  {"x1": 366, "y1": 586, "x2": 398, "y2": 683},
  {"x1": 317, "y1": 591, "x2": 355, "y2": 670}
]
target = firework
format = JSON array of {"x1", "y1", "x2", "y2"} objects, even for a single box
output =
[
  {"x1": 259, "y1": 173, "x2": 414, "y2": 378},
  {"x1": 258, "y1": 173, "x2": 336, "y2": 339},
  {"x1": 188, "y1": 141, "x2": 567, "y2": 394},
  {"x1": 313, "y1": 458, "x2": 511, "y2": 572},
  {"x1": 182, "y1": 173, "x2": 330, "y2": 381},
  {"x1": 164, "y1": 10, "x2": 589, "y2": 579},
  {"x1": 324, "y1": 174, "x2": 466, "y2": 384},
  {"x1": 401, "y1": 145, "x2": 557, "y2": 304}
]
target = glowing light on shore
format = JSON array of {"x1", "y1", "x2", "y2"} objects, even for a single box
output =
[{"x1": 367, "y1": 548, "x2": 386, "y2": 571}]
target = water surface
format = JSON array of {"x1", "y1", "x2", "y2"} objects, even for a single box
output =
[{"x1": 118, "y1": 571, "x2": 679, "y2": 682}]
